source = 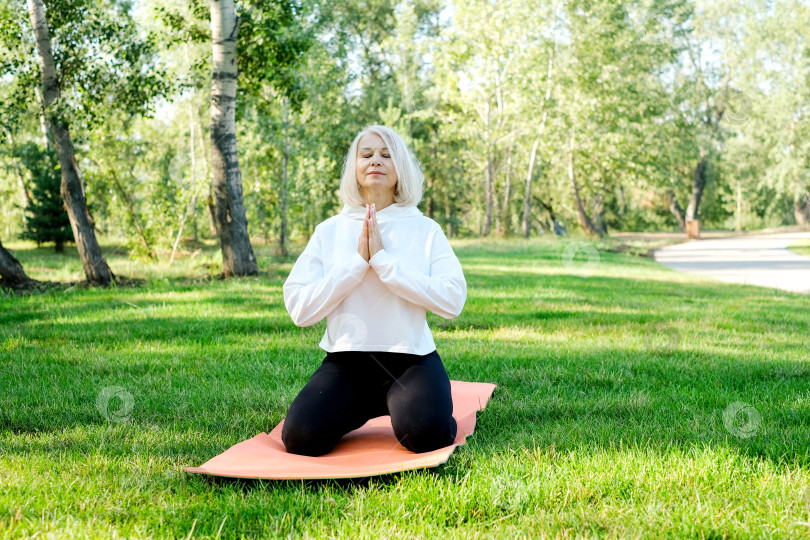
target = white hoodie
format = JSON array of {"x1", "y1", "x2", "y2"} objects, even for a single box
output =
[{"x1": 283, "y1": 203, "x2": 467, "y2": 354}]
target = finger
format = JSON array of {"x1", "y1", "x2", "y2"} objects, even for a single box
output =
[{"x1": 369, "y1": 217, "x2": 381, "y2": 244}]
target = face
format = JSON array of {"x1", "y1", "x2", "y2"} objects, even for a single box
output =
[{"x1": 355, "y1": 132, "x2": 398, "y2": 200}]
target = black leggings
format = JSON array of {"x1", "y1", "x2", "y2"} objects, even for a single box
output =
[{"x1": 281, "y1": 349, "x2": 457, "y2": 456}]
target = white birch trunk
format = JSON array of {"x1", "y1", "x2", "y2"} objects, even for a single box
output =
[
  {"x1": 27, "y1": 0, "x2": 113, "y2": 285},
  {"x1": 209, "y1": 0, "x2": 258, "y2": 276}
]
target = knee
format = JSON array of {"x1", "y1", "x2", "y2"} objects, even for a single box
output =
[
  {"x1": 392, "y1": 414, "x2": 457, "y2": 453},
  {"x1": 281, "y1": 421, "x2": 334, "y2": 457}
]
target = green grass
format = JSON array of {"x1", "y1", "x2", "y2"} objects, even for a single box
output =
[
  {"x1": 790, "y1": 239, "x2": 810, "y2": 258},
  {"x1": 2, "y1": 236, "x2": 810, "y2": 538}
]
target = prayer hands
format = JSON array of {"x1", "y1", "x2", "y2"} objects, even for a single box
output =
[{"x1": 358, "y1": 203, "x2": 384, "y2": 262}]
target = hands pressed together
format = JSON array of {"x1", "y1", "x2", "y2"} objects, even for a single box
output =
[{"x1": 357, "y1": 203, "x2": 384, "y2": 262}]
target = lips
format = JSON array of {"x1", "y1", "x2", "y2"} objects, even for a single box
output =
[{"x1": 368, "y1": 171, "x2": 383, "y2": 175}]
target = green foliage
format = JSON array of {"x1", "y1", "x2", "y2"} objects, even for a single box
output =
[
  {"x1": 36, "y1": 0, "x2": 172, "y2": 127},
  {"x1": 0, "y1": 0, "x2": 175, "y2": 252},
  {"x1": 80, "y1": 112, "x2": 194, "y2": 261},
  {"x1": 15, "y1": 142, "x2": 73, "y2": 251},
  {"x1": 153, "y1": 0, "x2": 210, "y2": 46},
  {"x1": 2, "y1": 0, "x2": 810, "y2": 263},
  {"x1": 0, "y1": 1, "x2": 38, "y2": 130},
  {"x1": 237, "y1": 0, "x2": 315, "y2": 111}
]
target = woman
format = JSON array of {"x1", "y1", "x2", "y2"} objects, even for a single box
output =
[{"x1": 281, "y1": 125, "x2": 467, "y2": 457}]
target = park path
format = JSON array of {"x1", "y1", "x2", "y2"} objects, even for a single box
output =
[{"x1": 653, "y1": 231, "x2": 810, "y2": 294}]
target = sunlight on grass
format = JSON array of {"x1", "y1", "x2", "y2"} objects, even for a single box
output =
[{"x1": 2, "y1": 235, "x2": 810, "y2": 538}]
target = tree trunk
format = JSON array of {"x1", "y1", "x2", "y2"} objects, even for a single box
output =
[
  {"x1": 532, "y1": 195, "x2": 558, "y2": 232},
  {"x1": 207, "y1": 186, "x2": 218, "y2": 237},
  {"x1": 497, "y1": 146, "x2": 513, "y2": 237},
  {"x1": 522, "y1": 4, "x2": 557, "y2": 239},
  {"x1": 480, "y1": 96, "x2": 494, "y2": 237},
  {"x1": 425, "y1": 176, "x2": 434, "y2": 220},
  {"x1": 209, "y1": 0, "x2": 258, "y2": 276},
  {"x1": 33, "y1": 87, "x2": 52, "y2": 148},
  {"x1": 568, "y1": 133, "x2": 600, "y2": 237},
  {"x1": 522, "y1": 139, "x2": 539, "y2": 238},
  {"x1": 482, "y1": 157, "x2": 494, "y2": 236},
  {"x1": 186, "y1": 46, "x2": 200, "y2": 246},
  {"x1": 735, "y1": 181, "x2": 743, "y2": 232},
  {"x1": 279, "y1": 97, "x2": 289, "y2": 257},
  {"x1": 27, "y1": 0, "x2": 113, "y2": 286},
  {"x1": 171, "y1": 193, "x2": 196, "y2": 264},
  {"x1": 427, "y1": 146, "x2": 438, "y2": 220},
  {"x1": 794, "y1": 193, "x2": 810, "y2": 226},
  {"x1": 190, "y1": 192, "x2": 199, "y2": 244},
  {"x1": 191, "y1": 95, "x2": 216, "y2": 240},
  {"x1": 685, "y1": 155, "x2": 708, "y2": 223},
  {"x1": 668, "y1": 190, "x2": 686, "y2": 231},
  {"x1": 592, "y1": 191, "x2": 607, "y2": 236},
  {"x1": 170, "y1": 93, "x2": 200, "y2": 265},
  {"x1": 0, "y1": 240, "x2": 31, "y2": 286}
]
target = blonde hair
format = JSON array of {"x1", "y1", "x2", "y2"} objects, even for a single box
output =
[{"x1": 338, "y1": 125, "x2": 424, "y2": 207}]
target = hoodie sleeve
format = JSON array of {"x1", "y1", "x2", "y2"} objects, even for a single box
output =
[
  {"x1": 283, "y1": 225, "x2": 370, "y2": 327},
  {"x1": 368, "y1": 222, "x2": 467, "y2": 319}
]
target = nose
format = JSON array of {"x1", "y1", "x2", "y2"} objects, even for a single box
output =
[{"x1": 369, "y1": 154, "x2": 381, "y2": 166}]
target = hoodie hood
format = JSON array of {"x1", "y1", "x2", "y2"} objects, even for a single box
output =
[{"x1": 340, "y1": 203, "x2": 423, "y2": 223}]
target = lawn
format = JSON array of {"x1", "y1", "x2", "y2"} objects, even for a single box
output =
[
  {"x1": 2, "y1": 236, "x2": 809, "y2": 538},
  {"x1": 790, "y1": 239, "x2": 810, "y2": 258}
]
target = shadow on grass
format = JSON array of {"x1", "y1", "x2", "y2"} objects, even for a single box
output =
[
  {"x1": 189, "y1": 469, "x2": 428, "y2": 491},
  {"x1": 2, "y1": 241, "x2": 810, "y2": 492}
]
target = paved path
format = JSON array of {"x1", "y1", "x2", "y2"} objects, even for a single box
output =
[{"x1": 654, "y1": 231, "x2": 810, "y2": 294}]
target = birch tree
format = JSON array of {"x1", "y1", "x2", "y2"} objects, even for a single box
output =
[
  {"x1": 442, "y1": 0, "x2": 526, "y2": 236},
  {"x1": 26, "y1": 0, "x2": 114, "y2": 284},
  {"x1": 519, "y1": 0, "x2": 560, "y2": 237},
  {"x1": 209, "y1": 0, "x2": 258, "y2": 276}
]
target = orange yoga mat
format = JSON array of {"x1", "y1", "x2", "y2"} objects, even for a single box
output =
[{"x1": 185, "y1": 381, "x2": 496, "y2": 480}]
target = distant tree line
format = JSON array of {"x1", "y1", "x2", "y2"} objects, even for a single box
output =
[{"x1": 0, "y1": 0, "x2": 808, "y2": 285}]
